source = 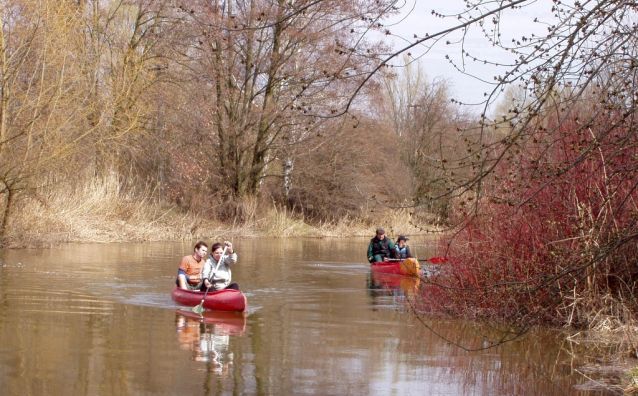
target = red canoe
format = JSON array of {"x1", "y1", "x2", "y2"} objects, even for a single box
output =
[
  {"x1": 371, "y1": 258, "x2": 420, "y2": 276},
  {"x1": 171, "y1": 286, "x2": 247, "y2": 312}
]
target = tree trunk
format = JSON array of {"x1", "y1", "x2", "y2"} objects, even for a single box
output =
[
  {"x1": 0, "y1": 186, "x2": 13, "y2": 239},
  {"x1": 282, "y1": 157, "x2": 293, "y2": 204}
]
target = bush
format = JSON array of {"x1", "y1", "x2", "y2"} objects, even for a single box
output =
[{"x1": 418, "y1": 113, "x2": 638, "y2": 327}]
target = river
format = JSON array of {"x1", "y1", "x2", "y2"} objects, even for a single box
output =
[{"x1": 0, "y1": 238, "x2": 621, "y2": 395}]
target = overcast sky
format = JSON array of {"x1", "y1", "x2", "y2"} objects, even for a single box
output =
[{"x1": 377, "y1": 0, "x2": 556, "y2": 109}]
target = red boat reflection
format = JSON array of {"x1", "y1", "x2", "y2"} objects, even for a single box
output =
[
  {"x1": 175, "y1": 309, "x2": 246, "y2": 335},
  {"x1": 367, "y1": 270, "x2": 421, "y2": 298},
  {"x1": 175, "y1": 309, "x2": 247, "y2": 375}
]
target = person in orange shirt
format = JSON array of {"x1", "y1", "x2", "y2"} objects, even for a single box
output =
[{"x1": 177, "y1": 241, "x2": 208, "y2": 290}]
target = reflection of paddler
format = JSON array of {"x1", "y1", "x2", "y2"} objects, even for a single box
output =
[
  {"x1": 196, "y1": 330, "x2": 229, "y2": 372},
  {"x1": 174, "y1": 310, "x2": 245, "y2": 376},
  {"x1": 176, "y1": 315, "x2": 201, "y2": 351}
]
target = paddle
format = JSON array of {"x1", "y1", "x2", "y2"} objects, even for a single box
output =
[
  {"x1": 422, "y1": 257, "x2": 448, "y2": 264},
  {"x1": 192, "y1": 245, "x2": 228, "y2": 315},
  {"x1": 376, "y1": 257, "x2": 448, "y2": 264}
]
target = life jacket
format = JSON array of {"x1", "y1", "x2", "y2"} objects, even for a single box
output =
[
  {"x1": 371, "y1": 237, "x2": 391, "y2": 257},
  {"x1": 395, "y1": 246, "x2": 408, "y2": 260}
]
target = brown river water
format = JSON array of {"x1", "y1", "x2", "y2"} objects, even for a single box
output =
[{"x1": 0, "y1": 238, "x2": 623, "y2": 395}]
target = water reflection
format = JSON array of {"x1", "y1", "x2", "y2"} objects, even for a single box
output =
[
  {"x1": 366, "y1": 271, "x2": 421, "y2": 312},
  {"x1": 367, "y1": 271, "x2": 420, "y2": 296},
  {"x1": 174, "y1": 310, "x2": 246, "y2": 375},
  {"x1": 0, "y1": 239, "x2": 625, "y2": 395}
]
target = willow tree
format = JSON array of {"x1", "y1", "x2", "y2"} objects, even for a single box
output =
[
  {"x1": 0, "y1": 0, "x2": 182, "y2": 240},
  {"x1": 0, "y1": 0, "x2": 94, "y2": 237},
  {"x1": 173, "y1": 0, "x2": 395, "y2": 199}
]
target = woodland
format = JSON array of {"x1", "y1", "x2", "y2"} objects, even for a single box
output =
[{"x1": 3, "y1": 0, "x2": 638, "y2": 348}]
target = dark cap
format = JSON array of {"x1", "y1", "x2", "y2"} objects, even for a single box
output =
[
  {"x1": 376, "y1": 227, "x2": 385, "y2": 235},
  {"x1": 397, "y1": 235, "x2": 409, "y2": 242}
]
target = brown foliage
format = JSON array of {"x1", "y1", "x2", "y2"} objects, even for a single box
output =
[{"x1": 166, "y1": 0, "x2": 396, "y2": 198}]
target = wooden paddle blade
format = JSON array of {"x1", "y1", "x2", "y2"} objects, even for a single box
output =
[
  {"x1": 400, "y1": 258, "x2": 420, "y2": 275},
  {"x1": 191, "y1": 301, "x2": 205, "y2": 315},
  {"x1": 191, "y1": 286, "x2": 211, "y2": 316}
]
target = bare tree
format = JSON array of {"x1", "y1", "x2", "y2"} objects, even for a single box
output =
[
  {"x1": 77, "y1": 0, "x2": 182, "y2": 179},
  {"x1": 172, "y1": 0, "x2": 396, "y2": 200},
  {"x1": 376, "y1": 57, "x2": 471, "y2": 223}
]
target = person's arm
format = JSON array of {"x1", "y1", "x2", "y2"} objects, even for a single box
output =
[
  {"x1": 224, "y1": 252, "x2": 237, "y2": 266},
  {"x1": 202, "y1": 257, "x2": 214, "y2": 288},
  {"x1": 178, "y1": 269, "x2": 201, "y2": 283},
  {"x1": 178, "y1": 257, "x2": 192, "y2": 282},
  {"x1": 367, "y1": 241, "x2": 373, "y2": 262},
  {"x1": 406, "y1": 245, "x2": 413, "y2": 258}
]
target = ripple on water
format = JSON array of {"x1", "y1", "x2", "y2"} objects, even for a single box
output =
[{"x1": 2, "y1": 287, "x2": 116, "y2": 316}]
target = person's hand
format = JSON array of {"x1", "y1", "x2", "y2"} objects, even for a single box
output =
[
  {"x1": 224, "y1": 241, "x2": 234, "y2": 253},
  {"x1": 383, "y1": 257, "x2": 389, "y2": 262},
  {"x1": 204, "y1": 279, "x2": 212, "y2": 288}
]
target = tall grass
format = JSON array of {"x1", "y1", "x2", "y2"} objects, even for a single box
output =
[
  {"x1": 3, "y1": 174, "x2": 433, "y2": 247},
  {"x1": 5, "y1": 174, "x2": 201, "y2": 247}
]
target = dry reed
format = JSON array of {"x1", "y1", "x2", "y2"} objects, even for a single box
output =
[{"x1": 2, "y1": 175, "x2": 435, "y2": 247}]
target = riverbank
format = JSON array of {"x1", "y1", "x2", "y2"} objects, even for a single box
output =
[
  {"x1": 564, "y1": 326, "x2": 638, "y2": 394},
  {"x1": 3, "y1": 179, "x2": 431, "y2": 248}
]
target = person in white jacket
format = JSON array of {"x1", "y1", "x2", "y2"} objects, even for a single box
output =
[{"x1": 201, "y1": 241, "x2": 239, "y2": 291}]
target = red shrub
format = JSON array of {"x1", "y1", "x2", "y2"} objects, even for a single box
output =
[{"x1": 417, "y1": 113, "x2": 638, "y2": 326}]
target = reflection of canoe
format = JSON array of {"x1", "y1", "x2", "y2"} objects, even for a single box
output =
[
  {"x1": 171, "y1": 286, "x2": 247, "y2": 312},
  {"x1": 175, "y1": 309, "x2": 246, "y2": 335},
  {"x1": 371, "y1": 271, "x2": 421, "y2": 290},
  {"x1": 371, "y1": 258, "x2": 420, "y2": 276}
]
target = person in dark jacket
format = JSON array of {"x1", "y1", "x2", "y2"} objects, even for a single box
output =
[
  {"x1": 367, "y1": 228, "x2": 395, "y2": 263},
  {"x1": 394, "y1": 235, "x2": 413, "y2": 260}
]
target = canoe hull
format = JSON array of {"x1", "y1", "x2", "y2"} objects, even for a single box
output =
[
  {"x1": 171, "y1": 286, "x2": 247, "y2": 312},
  {"x1": 370, "y1": 258, "x2": 420, "y2": 276}
]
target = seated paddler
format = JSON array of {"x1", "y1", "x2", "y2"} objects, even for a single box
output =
[
  {"x1": 394, "y1": 235, "x2": 413, "y2": 260},
  {"x1": 177, "y1": 241, "x2": 209, "y2": 290},
  {"x1": 201, "y1": 241, "x2": 239, "y2": 291},
  {"x1": 367, "y1": 227, "x2": 395, "y2": 263}
]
